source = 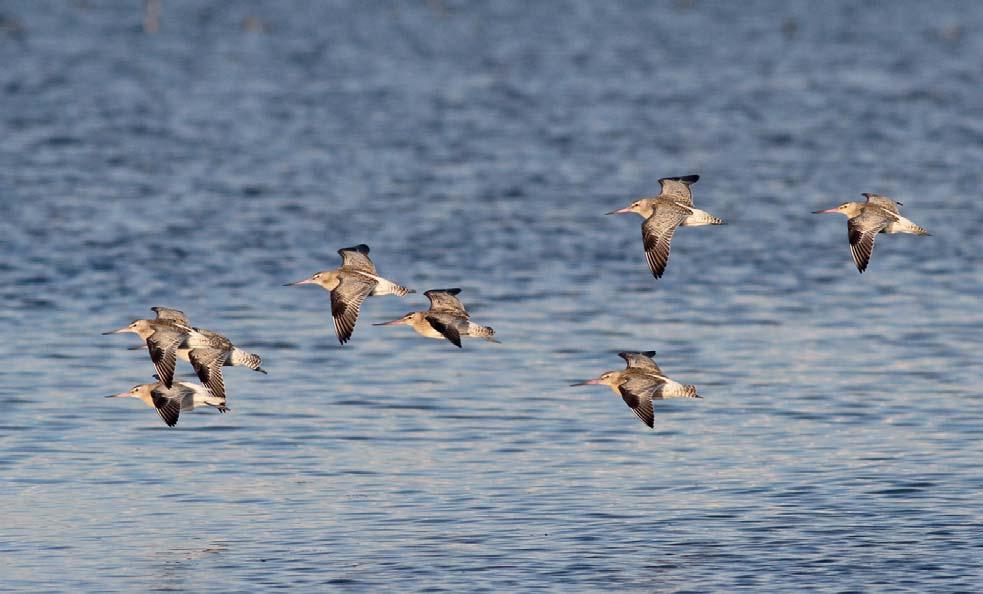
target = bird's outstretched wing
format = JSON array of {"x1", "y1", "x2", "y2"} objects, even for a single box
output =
[
  {"x1": 618, "y1": 351, "x2": 663, "y2": 375},
  {"x1": 617, "y1": 383, "x2": 655, "y2": 428},
  {"x1": 424, "y1": 288, "x2": 469, "y2": 317},
  {"x1": 330, "y1": 275, "x2": 376, "y2": 344},
  {"x1": 146, "y1": 328, "x2": 187, "y2": 388},
  {"x1": 151, "y1": 306, "x2": 190, "y2": 327},
  {"x1": 641, "y1": 202, "x2": 691, "y2": 278},
  {"x1": 424, "y1": 314, "x2": 463, "y2": 348},
  {"x1": 150, "y1": 388, "x2": 182, "y2": 427},
  {"x1": 658, "y1": 175, "x2": 699, "y2": 206},
  {"x1": 862, "y1": 193, "x2": 901, "y2": 214},
  {"x1": 848, "y1": 211, "x2": 889, "y2": 273},
  {"x1": 188, "y1": 348, "x2": 230, "y2": 401},
  {"x1": 337, "y1": 244, "x2": 377, "y2": 274}
]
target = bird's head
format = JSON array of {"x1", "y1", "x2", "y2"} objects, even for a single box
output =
[
  {"x1": 106, "y1": 383, "x2": 154, "y2": 404},
  {"x1": 103, "y1": 319, "x2": 153, "y2": 337},
  {"x1": 606, "y1": 199, "x2": 653, "y2": 218},
  {"x1": 571, "y1": 370, "x2": 622, "y2": 388},
  {"x1": 373, "y1": 312, "x2": 421, "y2": 327},
  {"x1": 813, "y1": 201, "x2": 863, "y2": 218},
  {"x1": 284, "y1": 270, "x2": 337, "y2": 290}
]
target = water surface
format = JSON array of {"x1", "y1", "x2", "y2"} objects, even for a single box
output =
[{"x1": 0, "y1": 1, "x2": 981, "y2": 591}]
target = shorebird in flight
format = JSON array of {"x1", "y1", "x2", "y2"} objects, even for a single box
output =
[
  {"x1": 286, "y1": 244, "x2": 414, "y2": 345},
  {"x1": 607, "y1": 175, "x2": 725, "y2": 278},
  {"x1": 106, "y1": 378, "x2": 227, "y2": 427},
  {"x1": 374, "y1": 288, "x2": 497, "y2": 348},
  {"x1": 572, "y1": 351, "x2": 700, "y2": 428},
  {"x1": 813, "y1": 193, "x2": 930, "y2": 273},
  {"x1": 104, "y1": 307, "x2": 266, "y2": 400}
]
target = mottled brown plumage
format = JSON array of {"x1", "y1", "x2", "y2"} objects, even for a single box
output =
[
  {"x1": 374, "y1": 288, "x2": 497, "y2": 348},
  {"x1": 572, "y1": 351, "x2": 701, "y2": 428},
  {"x1": 607, "y1": 174, "x2": 725, "y2": 278},
  {"x1": 106, "y1": 380, "x2": 227, "y2": 427},
  {"x1": 814, "y1": 194, "x2": 930, "y2": 273},
  {"x1": 286, "y1": 244, "x2": 414, "y2": 344}
]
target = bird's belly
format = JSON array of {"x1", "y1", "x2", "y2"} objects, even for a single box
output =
[{"x1": 415, "y1": 324, "x2": 448, "y2": 339}]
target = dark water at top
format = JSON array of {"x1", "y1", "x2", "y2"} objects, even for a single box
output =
[{"x1": 1, "y1": 1, "x2": 981, "y2": 591}]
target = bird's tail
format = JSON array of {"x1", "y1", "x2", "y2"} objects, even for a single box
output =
[
  {"x1": 893, "y1": 217, "x2": 930, "y2": 236},
  {"x1": 372, "y1": 277, "x2": 415, "y2": 297},
  {"x1": 661, "y1": 381, "x2": 701, "y2": 399},
  {"x1": 683, "y1": 208, "x2": 726, "y2": 226},
  {"x1": 468, "y1": 323, "x2": 499, "y2": 343},
  {"x1": 230, "y1": 348, "x2": 265, "y2": 373}
]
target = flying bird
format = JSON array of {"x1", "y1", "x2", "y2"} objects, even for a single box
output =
[
  {"x1": 374, "y1": 288, "x2": 497, "y2": 348},
  {"x1": 286, "y1": 244, "x2": 414, "y2": 344},
  {"x1": 813, "y1": 193, "x2": 930, "y2": 273},
  {"x1": 104, "y1": 307, "x2": 266, "y2": 399},
  {"x1": 106, "y1": 379, "x2": 227, "y2": 427},
  {"x1": 607, "y1": 175, "x2": 725, "y2": 278},
  {"x1": 103, "y1": 307, "x2": 193, "y2": 387},
  {"x1": 572, "y1": 351, "x2": 700, "y2": 428}
]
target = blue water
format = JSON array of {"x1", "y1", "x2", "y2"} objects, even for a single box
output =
[{"x1": 1, "y1": 1, "x2": 981, "y2": 591}]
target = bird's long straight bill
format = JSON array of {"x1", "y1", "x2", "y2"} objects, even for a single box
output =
[
  {"x1": 284, "y1": 278, "x2": 316, "y2": 286},
  {"x1": 373, "y1": 319, "x2": 405, "y2": 326},
  {"x1": 101, "y1": 327, "x2": 128, "y2": 335},
  {"x1": 570, "y1": 379, "x2": 602, "y2": 386},
  {"x1": 105, "y1": 392, "x2": 128, "y2": 398},
  {"x1": 812, "y1": 208, "x2": 838, "y2": 214},
  {"x1": 605, "y1": 207, "x2": 632, "y2": 215}
]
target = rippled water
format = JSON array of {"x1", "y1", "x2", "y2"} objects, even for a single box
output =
[{"x1": 1, "y1": 1, "x2": 981, "y2": 591}]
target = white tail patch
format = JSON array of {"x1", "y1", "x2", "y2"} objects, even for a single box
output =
[
  {"x1": 658, "y1": 380, "x2": 700, "y2": 399},
  {"x1": 369, "y1": 275, "x2": 413, "y2": 297},
  {"x1": 682, "y1": 208, "x2": 725, "y2": 227},
  {"x1": 886, "y1": 216, "x2": 929, "y2": 236},
  {"x1": 230, "y1": 348, "x2": 263, "y2": 371},
  {"x1": 466, "y1": 322, "x2": 497, "y2": 342}
]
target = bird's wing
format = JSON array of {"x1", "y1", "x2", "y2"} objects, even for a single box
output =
[
  {"x1": 848, "y1": 211, "x2": 890, "y2": 273},
  {"x1": 617, "y1": 383, "x2": 655, "y2": 428},
  {"x1": 424, "y1": 313, "x2": 463, "y2": 348},
  {"x1": 641, "y1": 202, "x2": 691, "y2": 278},
  {"x1": 862, "y1": 193, "x2": 901, "y2": 214},
  {"x1": 337, "y1": 244, "x2": 376, "y2": 274},
  {"x1": 150, "y1": 387, "x2": 182, "y2": 427},
  {"x1": 618, "y1": 351, "x2": 664, "y2": 374},
  {"x1": 188, "y1": 348, "x2": 230, "y2": 401},
  {"x1": 151, "y1": 306, "x2": 190, "y2": 327},
  {"x1": 330, "y1": 275, "x2": 375, "y2": 344},
  {"x1": 145, "y1": 328, "x2": 187, "y2": 389},
  {"x1": 424, "y1": 288, "x2": 469, "y2": 317},
  {"x1": 186, "y1": 327, "x2": 232, "y2": 350},
  {"x1": 657, "y1": 175, "x2": 699, "y2": 206}
]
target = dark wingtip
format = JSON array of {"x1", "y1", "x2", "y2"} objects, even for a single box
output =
[{"x1": 661, "y1": 174, "x2": 699, "y2": 184}]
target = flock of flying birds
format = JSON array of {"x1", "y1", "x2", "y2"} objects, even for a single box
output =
[{"x1": 104, "y1": 175, "x2": 930, "y2": 428}]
